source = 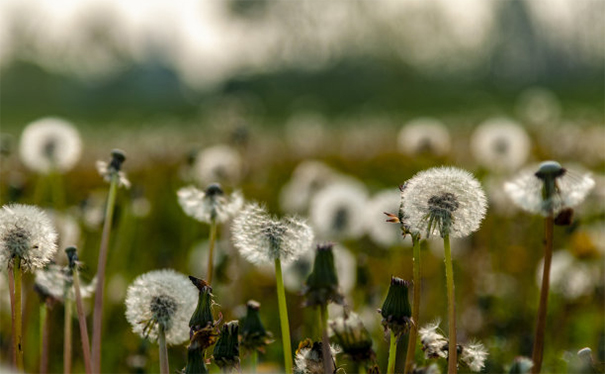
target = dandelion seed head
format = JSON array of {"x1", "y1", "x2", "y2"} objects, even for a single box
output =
[
  {"x1": 504, "y1": 162, "x2": 595, "y2": 216},
  {"x1": 125, "y1": 269, "x2": 197, "y2": 345},
  {"x1": 365, "y1": 189, "x2": 401, "y2": 247},
  {"x1": 470, "y1": 118, "x2": 531, "y2": 172},
  {"x1": 232, "y1": 203, "x2": 314, "y2": 265},
  {"x1": 19, "y1": 117, "x2": 82, "y2": 174},
  {"x1": 279, "y1": 160, "x2": 340, "y2": 214},
  {"x1": 178, "y1": 184, "x2": 243, "y2": 224},
  {"x1": 419, "y1": 320, "x2": 448, "y2": 359},
  {"x1": 96, "y1": 149, "x2": 130, "y2": 188},
  {"x1": 35, "y1": 264, "x2": 96, "y2": 301},
  {"x1": 194, "y1": 145, "x2": 242, "y2": 186},
  {"x1": 400, "y1": 167, "x2": 487, "y2": 238},
  {"x1": 460, "y1": 341, "x2": 488, "y2": 372},
  {"x1": 397, "y1": 118, "x2": 451, "y2": 157},
  {"x1": 309, "y1": 181, "x2": 368, "y2": 240},
  {"x1": 0, "y1": 204, "x2": 58, "y2": 271}
]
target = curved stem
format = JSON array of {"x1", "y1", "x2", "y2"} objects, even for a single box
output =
[
  {"x1": 91, "y1": 174, "x2": 119, "y2": 373},
  {"x1": 13, "y1": 259, "x2": 24, "y2": 371},
  {"x1": 443, "y1": 234, "x2": 457, "y2": 374},
  {"x1": 320, "y1": 305, "x2": 334, "y2": 374},
  {"x1": 387, "y1": 330, "x2": 398, "y2": 374},
  {"x1": 207, "y1": 221, "x2": 217, "y2": 285},
  {"x1": 158, "y1": 324, "x2": 169, "y2": 374},
  {"x1": 404, "y1": 236, "x2": 422, "y2": 374},
  {"x1": 73, "y1": 268, "x2": 92, "y2": 374},
  {"x1": 64, "y1": 298, "x2": 73, "y2": 374},
  {"x1": 274, "y1": 258, "x2": 293, "y2": 373},
  {"x1": 531, "y1": 215, "x2": 554, "y2": 374}
]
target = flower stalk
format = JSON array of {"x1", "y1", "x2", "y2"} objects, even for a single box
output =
[
  {"x1": 39, "y1": 302, "x2": 51, "y2": 374},
  {"x1": 11, "y1": 257, "x2": 24, "y2": 371},
  {"x1": 274, "y1": 258, "x2": 293, "y2": 374},
  {"x1": 64, "y1": 297, "x2": 73, "y2": 374},
  {"x1": 404, "y1": 234, "x2": 422, "y2": 374},
  {"x1": 443, "y1": 234, "x2": 457, "y2": 374},
  {"x1": 67, "y1": 247, "x2": 92, "y2": 374},
  {"x1": 320, "y1": 304, "x2": 334, "y2": 374},
  {"x1": 387, "y1": 330, "x2": 398, "y2": 374},
  {"x1": 207, "y1": 221, "x2": 217, "y2": 285},
  {"x1": 158, "y1": 324, "x2": 169, "y2": 374}
]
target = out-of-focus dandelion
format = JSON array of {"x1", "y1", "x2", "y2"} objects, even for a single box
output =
[
  {"x1": 213, "y1": 321, "x2": 240, "y2": 371},
  {"x1": 279, "y1": 160, "x2": 341, "y2": 214},
  {"x1": 294, "y1": 339, "x2": 339, "y2": 374},
  {"x1": 19, "y1": 117, "x2": 82, "y2": 174},
  {"x1": 400, "y1": 166, "x2": 487, "y2": 374},
  {"x1": 470, "y1": 117, "x2": 531, "y2": 173},
  {"x1": 366, "y1": 189, "x2": 401, "y2": 248},
  {"x1": 0, "y1": 203, "x2": 57, "y2": 371},
  {"x1": 516, "y1": 87, "x2": 561, "y2": 127},
  {"x1": 193, "y1": 145, "x2": 242, "y2": 186},
  {"x1": 178, "y1": 183, "x2": 242, "y2": 284},
  {"x1": 536, "y1": 250, "x2": 598, "y2": 300},
  {"x1": 232, "y1": 203, "x2": 314, "y2": 374},
  {"x1": 92, "y1": 149, "x2": 128, "y2": 373},
  {"x1": 507, "y1": 357, "x2": 533, "y2": 373},
  {"x1": 240, "y1": 300, "x2": 273, "y2": 372},
  {"x1": 329, "y1": 311, "x2": 376, "y2": 370},
  {"x1": 397, "y1": 118, "x2": 451, "y2": 157},
  {"x1": 285, "y1": 112, "x2": 328, "y2": 157},
  {"x1": 459, "y1": 341, "x2": 489, "y2": 372},
  {"x1": 505, "y1": 161, "x2": 594, "y2": 374},
  {"x1": 309, "y1": 181, "x2": 368, "y2": 240},
  {"x1": 380, "y1": 276, "x2": 412, "y2": 374},
  {"x1": 125, "y1": 269, "x2": 197, "y2": 374}
]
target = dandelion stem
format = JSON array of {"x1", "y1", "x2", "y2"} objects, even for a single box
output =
[
  {"x1": 40, "y1": 303, "x2": 50, "y2": 374},
  {"x1": 531, "y1": 215, "x2": 554, "y2": 374},
  {"x1": 387, "y1": 330, "x2": 398, "y2": 374},
  {"x1": 443, "y1": 234, "x2": 457, "y2": 374},
  {"x1": 158, "y1": 324, "x2": 170, "y2": 374},
  {"x1": 64, "y1": 298, "x2": 73, "y2": 374},
  {"x1": 274, "y1": 258, "x2": 293, "y2": 374},
  {"x1": 12, "y1": 258, "x2": 24, "y2": 372},
  {"x1": 320, "y1": 304, "x2": 334, "y2": 374},
  {"x1": 207, "y1": 221, "x2": 217, "y2": 285},
  {"x1": 250, "y1": 350, "x2": 258, "y2": 373},
  {"x1": 404, "y1": 235, "x2": 422, "y2": 374},
  {"x1": 73, "y1": 267, "x2": 92, "y2": 374},
  {"x1": 7, "y1": 267, "x2": 16, "y2": 368},
  {"x1": 91, "y1": 173, "x2": 119, "y2": 373}
]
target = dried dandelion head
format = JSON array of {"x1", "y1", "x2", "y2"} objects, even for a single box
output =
[
  {"x1": 96, "y1": 149, "x2": 130, "y2": 188},
  {"x1": 177, "y1": 183, "x2": 243, "y2": 224}
]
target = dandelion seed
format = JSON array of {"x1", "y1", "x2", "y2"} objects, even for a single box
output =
[
  {"x1": 400, "y1": 167, "x2": 487, "y2": 238},
  {"x1": 125, "y1": 269, "x2": 197, "y2": 345},
  {"x1": 19, "y1": 117, "x2": 82, "y2": 174},
  {"x1": 177, "y1": 184, "x2": 243, "y2": 224},
  {"x1": 193, "y1": 145, "x2": 242, "y2": 186},
  {"x1": 418, "y1": 321, "x2": 448, "y2": 359},
  {"x1": 0, "y1": 204, "x2": 58, "y2": 271},
  {"x1": 96, "y1": 149, "x2": 130, "y2": 188},
  {"x1": 504, "y1": 161, "x2": 595, "y2": 216},
  {"x1": 459, "y1": 341, "x2": 488, "y2": 372},
  {"x1": 397, "y1": 118, "x2": 451, "y2": 157},
  {"x1": 309, "y1": 181, "x2": 368, "y2": 240},
  {"x1": 232, "y1": 203, "x2": 314, "y2": 265},
  {"x1": 470, "y1": 118, "x2": 531, "y2": 172}
]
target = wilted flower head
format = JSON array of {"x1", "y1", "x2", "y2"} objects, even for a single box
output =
[
  {"x1": 309, "y1": 181, "x2": 368, "y2": 240},
  {"x1": 303, "y1": 243, "x2": 344, "y2": 307},
  {"x1": 240, "y1": 300, "x2": 273, "y2": 352},
  {"x1": 96, "y1": 149, "x2": 130, "y2": 188},
  {"x1": 470, "y1": 118, "x2": 531, "y2": 172},
  {"x1": 0, "y1": 204, "x2": 58, "y2": 271},
  {"x1": 19, "y1": 117, "x2": 82, "y2": 174},
  {"x1": 125, "y1": 269, "x2": 197, "y2": 345},
  {"x1": 504, "y1": 161, "x2": 594, "y2": 216},
  {"x1": 329, "y1": 311, "x2": 375, "y2": 363},
  {"x1": 279, "y1": 160, "x2": 341, "y2": 214},
  {"x1": 232, "y1": 203, "x2": 314, "y2": 265},
  {"x1": 400, "y1": 167, "x2": 487, "y2": 238},
  {"x1": 294, "y1": 339, "x2": 339, "y2": 374},
  {"x1": 397, "y1": 118, "x2": 451, "y2": 157},
  {"x1": 177, "y1": 184, "x2": 243, "y2": 224},
  {"x1": 379, "y1": 276, "x2": 412, "y2": 337},
  {"x1": 193, "y1": 145, "x2": 242, "y2": 186},
  {"x1": 35, "y1": 263, "x2": 96, "y2": 302}
]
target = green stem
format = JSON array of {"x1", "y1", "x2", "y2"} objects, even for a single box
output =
[
  {"x1": 531, "y1": 215, "x2": 554, "y2": 374},
  {"x1": 13, "y1": 259, "x2": 24, "y2": 372},
  {"x1": 404, "y1": 236, "x2": 422, "y2": 374},
  {"x1": 64, "y1": 298, "x2": 73, "y2": 374},
  {"x1": 250, "y1": 350, "x2": 258, "y2": 373},
  {"x1": 443, "y1": 234, "x2": 457, "y2": 374},
  {"x1": 387, "y1": 330, "x2": 398, "y2": 374},
  {"x1": 73, "y1": 268, "x2": 92, "y2": 374},
  {"x1": 91, "y1": 173, "x2": 119, "y2": 373},
  {"x1": 40, "y1": 303, "x2": 50, "y2": 374},
  {"x1": 320, "y1": 305, "x2": 334, "y2": 374},
  {"x1": 274, "y1": 258, "x2": 293, "y2": 374},
  {"x1": 158, "y1": 324, "x2": 169, "y2": 374},
  {"x1": 207, "y1": 221, "x2": 217, "y2": 285}
]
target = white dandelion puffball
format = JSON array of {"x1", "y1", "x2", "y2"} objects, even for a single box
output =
[
  {"x1": 397, "y1": 117, "x2": 451, "y2": 157},
  {"x1": 309, "y1": 181, "x2": 368, "y2": 240},
  {"x1": 35, "y1": 264, "x2": 96, "y2": 301},
  {"x1": 400, "y1": 167, "x2": 487, "y2": 238},
  {"x1": 419, "y1": 320, "x2": 448, "y2": 359},
  {"x1": 0, "y1": 204, "x2": 58, "y2": 271},
  {"x1": 125, "y1": 269, "x2": 197, "y2": 345},
  {"x1": 232, "y1": 203, "x2": 314, "y2": 265},
  {"x1": 279, "y1": 160, "x2": 341, "y2": 214},
  {"x1": 504, "y1": 161, "x2": 595, "y2": 216},
  {"x1": 365, "y1": 189, "x2": 402, "y2": 247},
  {"x1": 178, "y1": 184, "x2": 243, "y2": 224},
  {"x1": 194, "y1": 145, "x2": 242, "y2": 186},
  {"x1": 460, "y1": 341, "x2": 488, "y2": 372},
  {"x1": 19, "y1": 117, "x2": 82, "y2": 174},
  {"x1": 470, "y1": 118, "x2": 531, "y2": 172}
]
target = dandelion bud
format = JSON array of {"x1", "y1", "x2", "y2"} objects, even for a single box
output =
[
  {"x1": 379, "y1": 277, "x2": 412, "y2": 337},
  {"x1": 188, "y1": 276, "x2": 215, "y2": 333},
  {"x1": 240, "y1": 300, "x2": 273, "y2": 352},
  {"x1": 213, "y1": 321, "x2": 240, "y2": 370},
  {"x1": 303, "y1": 243, "x2": 344, "y2": 307},
  {"x1": 329, "y1": 312, "x2": 375, "y2": 363}
]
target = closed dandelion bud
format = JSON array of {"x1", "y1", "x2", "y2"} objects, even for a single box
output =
[
  {"x1": 240, "y1": 300, "x2": 273, "y2": 352},
  {"x1": 329, "y1": 312, "x2": 375, "y2": 363},
  {"x1": 188, "y1": 276, "x2": 215, "y2": 333},
  {"x1": 213, "y1": 321, "x2": 240, "y2": 370},
  {"x1": 379, "y1": 277, "x2": 412, "y2": 337},
  {"x1": 303, "y1": 243, "x2": 344, "y2": 307},
  {"x1": 508, "y1": 357, "x2": 533, "y2": 373},
  {"x1": 183, "y1": 344, "x2": 209, "y2": 374}
]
